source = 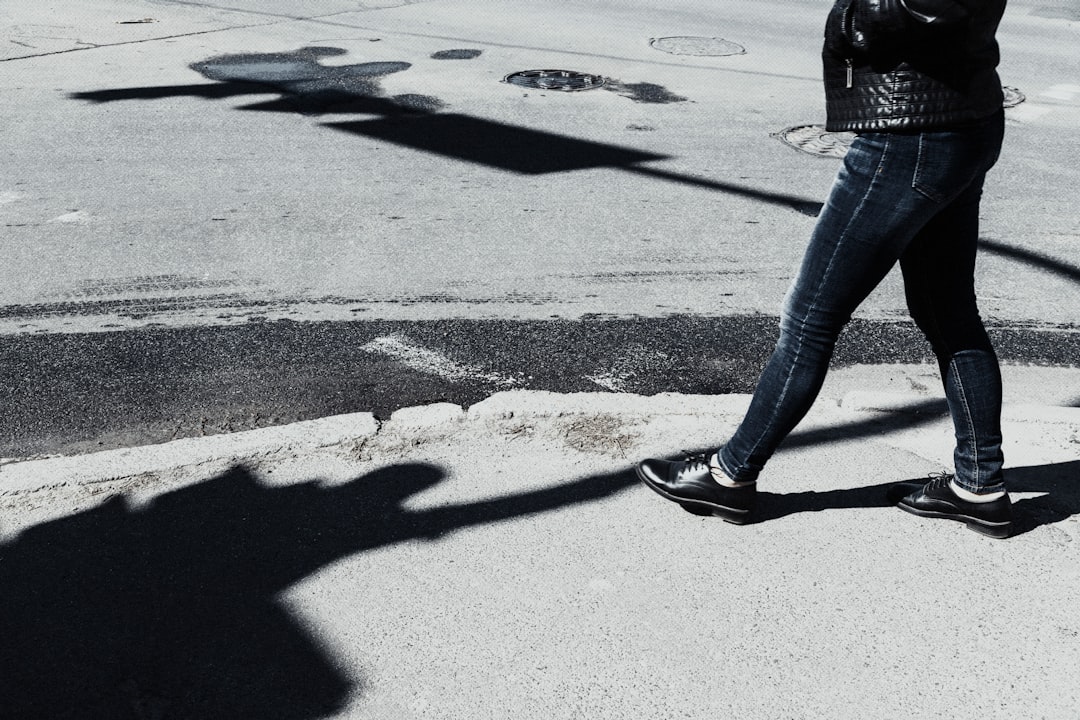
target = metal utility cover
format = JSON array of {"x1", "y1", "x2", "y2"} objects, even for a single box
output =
[
  {"x1": 649, "y1": 37, "x2": 745, "y2": 57},
  {"x1": 503, "y1": 70, "x2": 605, "y2": 91},
  {"x1": 1002, "y1": 86, "x2": 1026, "y2": 108},
  {"x1": 775, "y1": 125, "x2": 855, "y2": 158}
]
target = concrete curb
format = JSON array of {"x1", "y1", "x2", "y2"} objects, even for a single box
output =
[
  {"x1": 465, "y1": 389, "x2": 754, "y2": 419},
  {"x1": 0, "y1": 412, "x2": 380, "y2": 491},
  {"x1": 3, "y1": 391, "x2": 1078, "y2": 492}
]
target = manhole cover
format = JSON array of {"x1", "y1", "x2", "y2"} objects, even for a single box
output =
[
  {"x1": 775, "y1": 125, "x2": 855, "y2": 158},
  {"x1": 1002, "y1": 86, "x2": 1025, "y2": 108},
  {"x1": 503, "y1": 69, "x2": 605, "y2": 91},
  {"x1": 649, "y1": 36, "x2": 745, "y2": 57}
]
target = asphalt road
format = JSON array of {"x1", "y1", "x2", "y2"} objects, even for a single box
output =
[{"x1": 4, "y1": 315, "x2": 1078, "y2": 457}]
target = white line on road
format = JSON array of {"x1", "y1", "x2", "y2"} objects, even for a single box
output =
[
  {"x1": 586, "y1": 372, "x2": 628, "y2": 393},
  {"x1": 360, "y1": 335, "x2": 522, "y2": 387},
  {"x1": 1007, "y1": 83, "x2": 1080, "y2": 124},
  {"x1": 1040, "y1": 84, "x2": 1080, "y2": 101},
  {"x1": 1007, "y1": 103, "x2": 1054, "y2": 122}
]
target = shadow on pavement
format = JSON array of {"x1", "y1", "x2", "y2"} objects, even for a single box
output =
[
  {"x1": 1005, "y1": 459, "x2": 1080, "y2": 536},
  {"x1": 979, "y1": 237, "x2": 1080, "y2": 285},
  {"x1": 71, "y1": 46, "x2": 441, "y2": 116},
  {"x1": 755, "y1": 458, "x2": 1080, "y2": 538},
  {"x1": 0, "y1": 461, "x2": 636, "y2": 719},
  {"x1": 324, "y1": 113, "x2": 665, "y2": 174},
  {"x1": 664, "y1": 401, "x2": 1079, "y2": 537},
  {"x1": 69, "y1": 46, "x2": 824, "y2": 214},
  {"x1": 781, "y1": 397, "x2": 950, "y2": 450}
]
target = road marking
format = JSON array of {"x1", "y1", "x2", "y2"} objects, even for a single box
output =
[
  {"x1": 586, "y1": 372, "x2": 628, "y2": 392},
  {"x1": 1040, "y1": 83, "x2": 1080, "y2": 101},
  {"x1": 1006, "y1": 103, "x2": 1054, "y2": 122},
  {"x1": 1007, "y1": 83, "x2": 1080, "y2": 124},
  {"x1": 47, "y1": 210, "x2": 92, "y2": 224},
  {"x1": 360, "y1": 335, "x2": 520, "y2": 387}
]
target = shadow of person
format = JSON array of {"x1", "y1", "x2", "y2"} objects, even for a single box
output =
[
  {"x1": 0, "y1": 461, "x2": 638, "y2": 719},
  {"x1": 751, "y1": 460, "x2": 1080, "y2": 537},
  {"x1": 668, "y1": 426, "x2": 1078, "y2": 537},
  {"x1": 0, "y1": 463, "x2": 438, "y2": 720},
  {"x1": 1004, "y1": 459, "x2": 1080, "y2": 536}
]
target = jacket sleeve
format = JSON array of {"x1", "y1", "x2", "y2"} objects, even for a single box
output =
[{"x1": 845, "y1": 0, "x2": 971, "y2": 53}]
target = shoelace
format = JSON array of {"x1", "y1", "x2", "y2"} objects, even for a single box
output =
[
  {"x1": 926, "y1": 471, "x2": 955, "y2": 491},
  {"x1": 682, "y1": 452, "x2": 712, "y2": 470}
]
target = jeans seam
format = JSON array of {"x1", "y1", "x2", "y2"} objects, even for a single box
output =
[
  {"x1": 913, "y1": 134, "x2": 945, "y2": 203},
  {"x1": 714, "y1": 452, "x2": 738, "y2": 482},
  {"x1": 950, "y1": 356, "x2": 981, "y2": 492},
  {"x1": 735, "y1": 134, "x2": 893, "y2": 476}
]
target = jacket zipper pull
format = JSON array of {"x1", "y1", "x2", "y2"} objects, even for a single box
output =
[{"x1": 845, "y1": 59, "x2": 853, "y2": 88}]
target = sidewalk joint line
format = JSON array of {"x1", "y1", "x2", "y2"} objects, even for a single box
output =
[
  {"x1": 1, "y1": 25, "x2": 277, "y2": 62},
  {"x1": 0, "y1": 5, "x2": 367, "y2": 63}
]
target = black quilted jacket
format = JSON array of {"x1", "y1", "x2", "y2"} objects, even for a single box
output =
[{"x1": 823, "y1": 0, "x2": 1007, "y2": 132}]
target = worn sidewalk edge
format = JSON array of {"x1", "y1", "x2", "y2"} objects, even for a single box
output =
[
  {"x1": 0, "y1": 412, "x2": 380, "y2": 491},
  {"x1": 2, "y1": 390, "x2": 1077, "y2": 491}
]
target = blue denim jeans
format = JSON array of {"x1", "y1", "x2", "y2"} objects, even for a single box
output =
[{"x1": 717, "y1": 110, "x2": 1006, "y2": 494}]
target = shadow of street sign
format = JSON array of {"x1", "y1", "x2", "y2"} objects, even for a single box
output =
[{"x1": 324, "y1": 113, "x2": 669, "y2": 174}]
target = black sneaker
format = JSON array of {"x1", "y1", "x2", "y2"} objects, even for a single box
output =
[
  {"x1": 636, "y1": 455, "x2": 755, "y2": 524},
  {"x1": 895, "y1": 474, "x2": 1012, "y2": 538}
]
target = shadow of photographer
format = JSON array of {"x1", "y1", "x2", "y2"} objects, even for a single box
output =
[{"x1": 0, "y1": 461, "x2": 637, "y2": 719}]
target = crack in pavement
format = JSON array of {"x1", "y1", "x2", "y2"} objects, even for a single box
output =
[{"x1": 1, "y1": 2, "x2": 419, "y2": 62}]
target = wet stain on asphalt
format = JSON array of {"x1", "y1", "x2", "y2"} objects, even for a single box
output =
[
  {"x1": 603, "y1": 80, "x2": 688, "y2": 104},
  {"x1": 431, "y1": 49, "x2": 483, "y2": 60}
]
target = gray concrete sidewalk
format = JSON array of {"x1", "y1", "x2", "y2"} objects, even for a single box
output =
[{"x1": 2, "y1": 385, "x2": 1079, "y2": 719}]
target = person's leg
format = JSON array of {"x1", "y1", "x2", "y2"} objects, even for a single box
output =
[
  {"x1": 638, "y1": 112, "x2": 1009, "y2": 525},
  {"x1": 715, "y1": 131, "x2": 935, "y2": 482},
  {"x1": 899, "y1": 177, "x2": 1006, "y2": 495},
  {"x1": 889, "y1": 112, "x2": 1013, "y2": 537},
  {"x1": 638, "y1": 131, "x2": 946, "y2": 519},
  {"x1": 718, "y1": 111, "x2": 1006, "y2": 485}
]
